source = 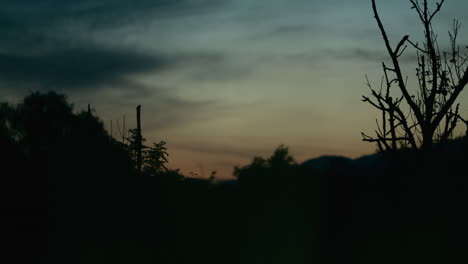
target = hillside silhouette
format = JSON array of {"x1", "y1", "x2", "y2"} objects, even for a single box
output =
[{"x1": 1, "y1": 91, "x2": 468, "y2": 263}]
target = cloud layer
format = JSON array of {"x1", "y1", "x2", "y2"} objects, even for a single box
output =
[{"x1": 2, "y1": 0, "x2": 468, "y2": 178}]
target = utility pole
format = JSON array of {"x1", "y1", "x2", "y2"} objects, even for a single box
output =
[{"x1": 136, "y1": 105, "x2": 142, "y2": 176}]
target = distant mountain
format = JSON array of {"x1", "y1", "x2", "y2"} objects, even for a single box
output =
[
  {"x1": 302, "y1": 153, "x2": 387, "y2": 170},
  {"x1": 301, "y1": 156, "x2": 352, "y2": 170},
  {"x1": 351, "y1": 153, "x2": 387, "y2": 168}
]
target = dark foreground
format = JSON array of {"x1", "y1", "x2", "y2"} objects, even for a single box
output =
[
  {"x1": 1, "y1": 93, "x2": 467, "y2": 263},
  {"x1": 4, "y1": 149, "x2": 468, "y2": 264}
]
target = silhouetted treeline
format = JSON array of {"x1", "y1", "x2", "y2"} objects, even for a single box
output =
[{"x1": 1, "y1": 92, "x2": 467, "y2": 263}]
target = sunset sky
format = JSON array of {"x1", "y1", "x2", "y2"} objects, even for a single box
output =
[{"x1": 1, "y1": 0, "x2": 467, "y2": 178}]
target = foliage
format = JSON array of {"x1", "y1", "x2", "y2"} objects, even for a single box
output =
[
  {"x1": 234, "y1": 144, "x2": 296, "y2": 179},
  {"x1": 143, "y1": 141, "x2": 169, "y2": 176},
  {"x1": 125, "y1": 128, "x2": 169, "y2": 176}
]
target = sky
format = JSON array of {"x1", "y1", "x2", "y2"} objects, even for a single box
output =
[{"x1": 1, "y1": 0, "x2": 468, "y2": 179}]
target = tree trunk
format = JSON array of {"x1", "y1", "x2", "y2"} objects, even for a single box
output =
[
  {"x1": 389, "y1": 110, "x2": 397, "y2": 151},
  {"x1": 421, "y1": 127, "x2": 434, "y2": 151}
]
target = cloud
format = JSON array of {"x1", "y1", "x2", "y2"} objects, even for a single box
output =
[
  {"x1": 269, "y1": 25, "x2": 313, "y2": 35},
  {"x1": 0, "y1": 0, "x2": 230, "y2": 52},
  {"x1": 0, "y1": 0, "x2": 250, "y2": 92},
  {"x1": 336, "y1": 48, "x2": 387, "y2": 62},
  {"x1": 144, "y1": 100, "x2": 216, "y2": 130},
  {"x1": 254, "y1": 24, "x2": 316, "y2": 40},
  {"x1": 0, "y1": 40, "x2": 246, "y2": 93},
  {"x1": 0, "y1": 46, "x2": 170, "y2": 91},
  {"x1": 180, "y1": 53, "x2": 252, "y2": 82},
  {"x1": 93, "y1": 85, "x2": 217, "y2": 131},
  {"x1": 0, "y1": 0, "x2": 227, "y2": 27},
  {"x1": 319, "y1": 48, "x2": 418, "y2": 63}
]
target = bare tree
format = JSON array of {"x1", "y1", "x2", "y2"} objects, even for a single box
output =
[{"x1": 362, "y1": 0, "x2": 468, "y2": 152}]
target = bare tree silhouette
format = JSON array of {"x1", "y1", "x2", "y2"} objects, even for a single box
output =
[{"x1": 362, "y1": 0, "x2": 468, "y2": 152}]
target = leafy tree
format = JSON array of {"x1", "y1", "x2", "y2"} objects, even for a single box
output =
[
  {"x1": 362, "y1": 0, "x2": 468, "y2": 152},
  {"x1": 0, "y1": 91, "x2": 134, "y2": 177},
  {"x1": 267, "y1": 144, "x2": 295, "y2": 169},
  {"x1": 234, "y1": 145, "x2": 296, "y2": 179},
  {"x1": 126, "y1": 128, "x2": 169, "y2": 176},
  {"x1": 143, "y1": 141, "x2": 169, "y2": 176}
]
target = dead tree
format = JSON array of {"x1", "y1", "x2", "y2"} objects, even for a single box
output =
[{"x1": 362, "y1": 0, "x2": 468, "y2": 152}]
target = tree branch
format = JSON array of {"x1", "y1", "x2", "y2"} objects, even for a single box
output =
[
  {"x1": 372, "y1": 0, "x2": 424, "y2": 125},
  {"x1": 429, "y1": 0, "x2": 446, "y2": 23},
  {"x1": 432, "y1": 68, "x2": 468, "y2": 128}
]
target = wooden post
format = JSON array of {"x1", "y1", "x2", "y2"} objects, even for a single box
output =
[{"x1": 136, "y1": 105, "x2": 142, "y2": 176}]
